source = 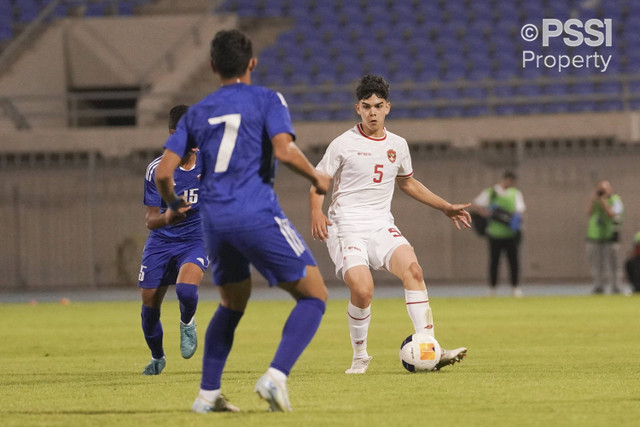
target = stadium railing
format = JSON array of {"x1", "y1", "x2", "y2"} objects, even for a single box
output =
[{"x1": 1, "y1": 73, "x2": 640, "y2": 129}]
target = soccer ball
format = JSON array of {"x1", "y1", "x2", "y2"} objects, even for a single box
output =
[{"x1": 399, "y1": 333, "x2": 442, "y2": 372}]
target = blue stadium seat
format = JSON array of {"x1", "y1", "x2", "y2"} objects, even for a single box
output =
[
  {"x1": 596, "y1": 101, "x2": 623, "y2": 111},
  {"x1": 117, "y1": 2, "x2": 135, "y2": 15},
  {"x1": 435, "y1": 87, "x2": 460, "y2": 100},
  {"x1": 597, "y1": 82, "x2": 622, "y2": 94},
  {"x1": 439, "y1": 106, "x2": 465, "y2": 117},
  {"x1": 463, "y1": 86, "x2": 486, "y2": 99},
  {"x1": 85, "y1": 3, "x2": 106, "y2": 17},
  {"x1": 569, "y1": 102, "x2": 597, "y2": 113},
  {"x1": 18, "y1": 0, "x2": 40, "y2": 22},
  {"x1": 215, "y1": 0, "x2": 630, "y2": 119},
  {"x1": 391, "y1": 107, "x2": 413, "y2": 119},
  {"x1": 493, "y1": 85, "x2": 514, "y2": 98},
  {"x1": 465, "y1": 105, "x2": 490, "y2": 116},
  {"x1": 545, "y1": 103, "x2": 571, "y2": 114},
  {"x1": 495, "y1": 105, "x2": 517, "y2": 115},
  {"x1": 0, "y1": 0, "x2": 12, "y2": 41}
]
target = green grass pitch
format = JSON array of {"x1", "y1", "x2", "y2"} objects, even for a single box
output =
[{"x1": 1, "y1": 294, "x2": 639, "y2": 426}]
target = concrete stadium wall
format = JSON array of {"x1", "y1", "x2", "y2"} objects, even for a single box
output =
[{"x1": 1, "y1": 144, "x2": 638, "y2": 291}]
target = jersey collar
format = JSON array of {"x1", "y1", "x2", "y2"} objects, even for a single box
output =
[{"x1": 357, "y1": 123, "x2": 387, "y2": 141}]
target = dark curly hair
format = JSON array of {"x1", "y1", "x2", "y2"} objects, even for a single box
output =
[
  {"x1": 210, "y1": 29, "x2": 253, "y2": 79},
  {"x1": 168, "y1": 104, "x2": 189, "y2": 130},
  {"x1": 356, "y1": 74, "x2": 390, "y2": 101}
]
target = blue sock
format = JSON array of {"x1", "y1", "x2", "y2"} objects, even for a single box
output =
[
  {"x1": 270, "y1": 297, "x2": 326, "y2": 376},
  {"x1": 175, "y1": 283, "x2": 199, "y2": 324},
  {"x1": 200, "y1": 304, "x2": 243, "y2": 390},
  {"x1": 141, "y1": 305, "x2": 164, "y2": 359}
]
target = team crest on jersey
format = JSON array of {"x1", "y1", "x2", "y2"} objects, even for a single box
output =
[{"x1": 387, "y1": 149, "x2": 397, "y2": 163}]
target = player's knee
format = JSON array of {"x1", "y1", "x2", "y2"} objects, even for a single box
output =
[
  {"x1": 405, "y1": 262, "x2": 424, "y2": 284},
  {"x1": 350, "y1": 285, "x2": 373, "y2": 306}
]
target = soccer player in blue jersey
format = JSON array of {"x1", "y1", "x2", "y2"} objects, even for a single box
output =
[
  {"x1": 154, "y1": 30, "x2": 331, "y2": 413},
  {"x1": 137, "y1": 104, "x2": 208, "y2": 375}
]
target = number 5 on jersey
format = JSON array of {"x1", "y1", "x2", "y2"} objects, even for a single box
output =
[
  {"x1": 208, "y1": 114, "x2": 241, "y2": 173},
  {"x1": 373, "y1": 164, "x2": 383, "y2": 183}
]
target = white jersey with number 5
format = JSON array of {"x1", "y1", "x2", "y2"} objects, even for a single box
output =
[{"x1": 316, "y1": 124, "x2": 413, "y2": 234}]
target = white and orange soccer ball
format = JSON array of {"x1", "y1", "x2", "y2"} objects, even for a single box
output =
[{"x1": 399, "y1": 333, "x2": 442, "y2": 372}]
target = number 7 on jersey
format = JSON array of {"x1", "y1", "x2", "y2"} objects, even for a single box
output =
[{"x1": 208, "y1": 114, "x2": 242, "y2": 173}]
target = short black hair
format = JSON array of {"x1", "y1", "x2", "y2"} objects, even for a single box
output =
[
  {"x1": 503, "y1": 170, "x2": 517, "y2": 180},
  {"x1": 356, "y1": 74, "x2": 390, "y2": 101},
  {"x1": 169, "y1": 104, "x2": 189, "y2": 130},
  {"x1": 210, "y1": 29, "x2": 253, "y2": 79}
]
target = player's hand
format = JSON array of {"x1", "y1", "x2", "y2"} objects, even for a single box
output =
[
  {"x1": 312, "y1": 171, "x2": 332, "y2": 195},
  {"x1": 444, "y1": 203, "x2": 472, "y2": 230},
  {"x1": 165, "y1": 197, "x2": 192, "y2": 225},
  {"x1": 311, "y1": 211, "x2": 332, "y2": 241}
]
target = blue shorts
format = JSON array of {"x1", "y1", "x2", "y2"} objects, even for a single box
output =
[
  {"x1": 137, "y1": 237, "x2": 209, "y2": 289},
  {"x1": 205, "y1": 216, "x2": 316, "y2": 286}
]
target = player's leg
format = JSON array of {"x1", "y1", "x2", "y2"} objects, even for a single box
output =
[
  {"x1": 176, "y1": 262, "x2": 205, "y2": 359},
  {"x1": 252, "y1": 265, "x2": 326, "y2": 411},
  {"x1": 387, "y1": 241, "x2": 466, "y2": 370},
  {"x1": 235, "y1": 216, "x2": 326, "y2": 411},
  {"x1": 193, "y1": 277, "x2": 249, "y2": 414},
  {"x1": 137, "y1": 243, "x2": 173, "y2": 375},
  {"x1": 140, "y1": 286, "x2": 168, "y2": 375},
  {"x1": 193, "y1": 239, "x2": 249, "y2": 414},
  {"x1": 387, "y1": 244, "x2": 434, "y2": 336},
  {"x1": 274, "y1": 265, "x2": 329, "y2": 375},
  {"x1": 342, "y1": 264, "x2": 374, "y2": 373}
]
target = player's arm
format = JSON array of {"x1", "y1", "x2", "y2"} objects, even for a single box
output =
[
  {"x1": 310, "y1": 189, "x2": 332, "y2": 241},
  {"x1": 396, "y1": 176, "x2": 472, "y2": 230},
  {"x1": 154, "y1": 148, "x2": 191, "y2": 224},
  {"x1": 272, "y1": 133, "x2": 331, "y2": 194},
  {"x1": 144, "y1": 205, "x2": 192, "y2": 229}
]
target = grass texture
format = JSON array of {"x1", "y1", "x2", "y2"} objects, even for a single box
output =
[{"x1": 1, "y1": 294, "x2": 639, "y2": 426}]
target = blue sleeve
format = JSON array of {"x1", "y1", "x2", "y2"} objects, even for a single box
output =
[
  {"x1": 266, "y1": 91, "x2": 296, "y2": 141},
  {"x1": 164, "y1": 112, "x2": 196, "y2": 157},
  {"x1": 143, "y1": 172, "x2": 162, "y2": 207}
]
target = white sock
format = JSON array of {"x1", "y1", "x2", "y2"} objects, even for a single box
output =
[
  {"x1": 347, "y1": 302, "x2": 371, "y2": 359},
  {"x1": 267, "y1": 367, "x2": 287, "y2": 384},
  {"x1": 405, "y1": 289, "x2": 434, "y2": 337},
  {"x1": 198, "y1": 388, "x2": 221, "y2": 402}
]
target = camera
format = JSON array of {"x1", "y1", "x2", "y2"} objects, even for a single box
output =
[{"x1": 596, "y1": 189, "x2": 605, "y2": 196}]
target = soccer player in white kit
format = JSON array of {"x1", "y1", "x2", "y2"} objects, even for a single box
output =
[{"x1": 310, "y1": 74, "x2": 470, "y2": 374}]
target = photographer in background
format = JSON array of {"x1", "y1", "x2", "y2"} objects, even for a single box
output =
[
  {"x1": 471, "y1": 171, "x2": 526, "y2": 297},
  {"x1": 586, "y1": 180, "x2": 624, "y2": 294}
]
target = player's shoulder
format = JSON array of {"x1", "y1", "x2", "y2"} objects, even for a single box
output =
[
  {"x1": 253, "y1": 85, "x2": 289, "y2": 107},
  {"x1": 385, "y1": 128, "x2": 408, "y2": 144},
  {"x1": 325, "y1": 126, "x2": 360, "y2": 151},
  {"x1": 145, "y1": 155, "x2": 163, "y2": 182},
  {"x1": 333, "y1": 125, "x2": 361, "y2": 142}
]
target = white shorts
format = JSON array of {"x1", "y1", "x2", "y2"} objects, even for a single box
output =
[{"x1": 326, "y1": 222, "x2": 410, "y2": 280}]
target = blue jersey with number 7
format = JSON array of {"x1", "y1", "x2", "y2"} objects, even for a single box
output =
[{"x1": 164, "y1": 83, "x2": 295, "y2": 231}]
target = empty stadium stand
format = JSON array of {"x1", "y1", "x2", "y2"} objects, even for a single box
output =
[{"x1": 221, "y1": 0, "x2": 640, "y2": 121}]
